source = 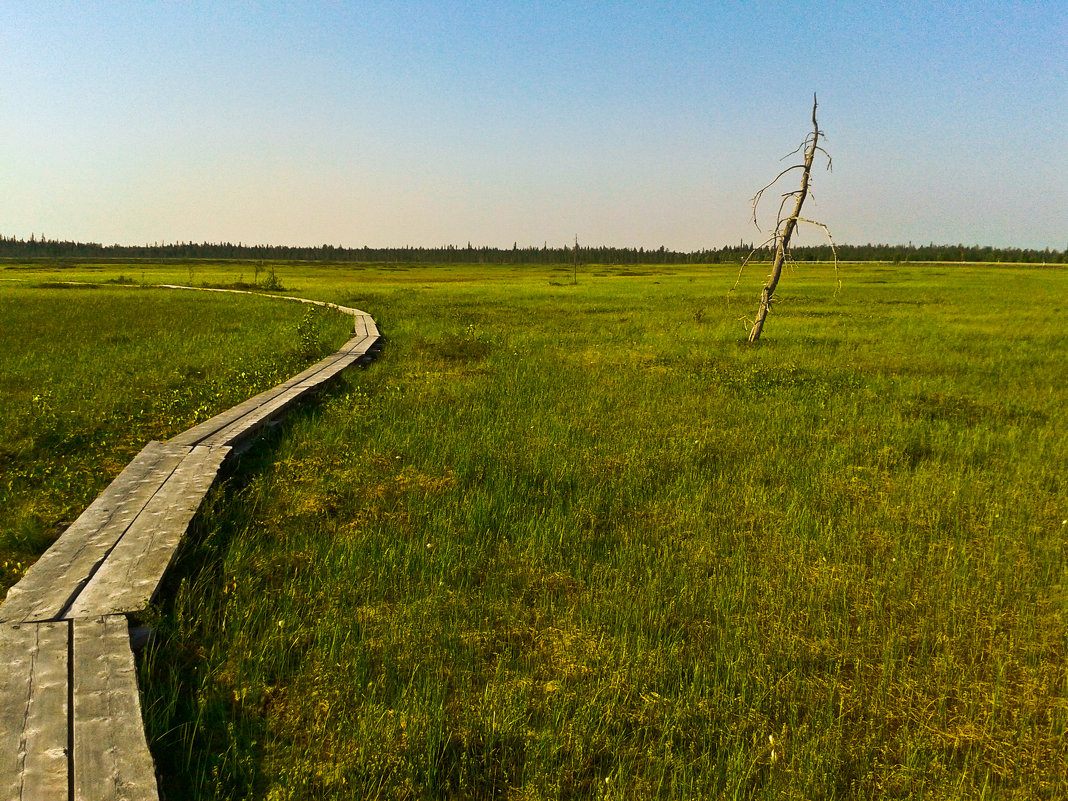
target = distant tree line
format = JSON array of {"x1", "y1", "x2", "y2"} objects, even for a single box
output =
[
  {"x1": 0, "y1": 234, "x2": 1062, "y2": 265},
  {"x1": 784, "y1": 242, "x2": 1065, "y2": 264}
]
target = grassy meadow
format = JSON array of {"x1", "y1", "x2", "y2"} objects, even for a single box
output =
[{"x1": 1, "y1": 259, "x2": 1065, "y2": 799}]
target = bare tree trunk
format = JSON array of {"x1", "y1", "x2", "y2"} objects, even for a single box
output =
[
  {"x1": 572, "y1": 234, "x2": 579, "y2": 285},
  {"x1": 748, "y1": 96, "x2": 821, "y2": 343}
]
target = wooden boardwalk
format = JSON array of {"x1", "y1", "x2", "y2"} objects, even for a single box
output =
[{"x1": 0, "y1": 288, "x2": 380, "y2": 799}]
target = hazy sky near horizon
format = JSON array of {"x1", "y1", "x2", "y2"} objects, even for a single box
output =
[{"x1": 2, "y1": 2, "x2": 1065, "y2": 251}]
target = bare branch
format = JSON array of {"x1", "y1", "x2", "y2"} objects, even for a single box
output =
[
  {"x1": 750, "y1": 165, "x2": 806, "y2": 230},
  {"x1": 795, "y1": 218, "x2": 841, "y2": 294},
  {"x1": 728, "y1": 234, "x2": 778, "y2": 299},
  {"x1": 751, "y1": 164, "x2": 806, "y2": 198},
  {"x1": 775, "y1": 195, "x2": 793, "y2": 231}
]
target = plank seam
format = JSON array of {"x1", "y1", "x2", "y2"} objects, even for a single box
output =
[
  {"x1": 67, "y1": 619, "x2": 74, "y2": 801},
  {"x1": 15, "y1": 626, "x2": 34, "y2": 800},
  {"x1": 0, "y1": 442, "x2": 191, "y2": 624},
  {"x1": 53, "y1": 458, "x2": 187, "y2": 622}
]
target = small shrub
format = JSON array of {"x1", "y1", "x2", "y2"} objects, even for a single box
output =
[
  {"x1": 296, "y1": 309, "x2": 325, "y2": 360},
  {"x1": 259, "y1": 268, "x2": 284, "y2": 292}
]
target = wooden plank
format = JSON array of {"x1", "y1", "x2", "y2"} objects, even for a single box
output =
[
  {"x1": 64, "y1": 446, "x2": 230, "y2": 619},
  {"x1": 73, "y1": 616, "x2": 158, "y2": 801},
  {"x1": 0, "y1": 443, "x2": 191, "y2": 624},
  {"x1": 196, "y1": 349, "x2": 368, "y2": 449},
  {"x1": 351, "y1": 315, "x2": 369, "y2": 338},
  {"x1": 164, "y1": 295, "x2": 379, "y2": 449},
  {"x1": 354, "y1": 333, "x2": 381, "y2": 356},
  {"x1": 169, "y1": 350, "x2": 352, "y2": 446},
  {"x1": 0, "y1": 291, "x2": 381, "y2": 801},
  {"x1": 0, "y1": 621, "x2": 69, "y2": 801},
  {"x1": 355, "y1": 314, "x2": 380, "y2": 339},
  {"x1": 341, "y1": 334, "x2": 373, "y2": 355}
]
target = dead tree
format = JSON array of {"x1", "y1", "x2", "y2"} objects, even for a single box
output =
[
  {"x1": 572, "y1": 234, "x2": 580, "y2": 285},
  {"x1": 747, "y1": 94, "x2": 833, "y2": 343}
]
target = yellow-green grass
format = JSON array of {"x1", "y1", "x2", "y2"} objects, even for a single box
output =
[{"x1": 4, "y1": 260, "x2": 1066, "y2": 799}]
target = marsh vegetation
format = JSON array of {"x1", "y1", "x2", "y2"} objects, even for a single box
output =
[{"x1": 1, "y1": 260, "x2": 1064, "y2": 799}]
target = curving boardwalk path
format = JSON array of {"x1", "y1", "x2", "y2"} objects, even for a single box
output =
[{"x1": 0, "y1": 287, "x2": 380, "y2": 800}]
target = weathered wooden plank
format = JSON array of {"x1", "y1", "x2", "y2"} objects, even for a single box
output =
[
  {"x1": 73, "y1": 616, "x2": 158, "y2": 801},
  {"x1": 195, "y1": 351, "x2": 370, "y2": 449},
  {"x1": 0, "y1": 289, "x2": 381, "y2": 801},
  {"x1": 351, "y1": 314, "x2": 369, "y2": 338},
  {"x1": 0, "y1": 621, "x2": 69, "y2": 801},
  {"x1": 341, "y1": 334, "x2": 374, "y2": 356},
  {"x1": 355, "y1": 314, "x2": 380, "y2": 339},
  {"x1": 0, "y1": 443, "x2": 191, "y2": 624},
  {"x1": 169, "y1": 349, "x2": 352, "y2": 446},
  {"x1": 64, "y1": 445, "x2": 230, "y2": 619},
  {"x1": 340, "y1": 333, "x2": 365, "y2": 353},
  {"x1": 159, "y1": 292, "x2": 378, "y2": 449}
]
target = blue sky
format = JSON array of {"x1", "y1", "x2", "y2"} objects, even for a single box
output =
[{"x1": 2, "y1": 1, "x2": 1065, "y2": 250}]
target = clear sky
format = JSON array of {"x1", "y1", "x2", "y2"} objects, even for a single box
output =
[{"x1": 2, "y1": 1, "x2": 1065, "y2": 251}]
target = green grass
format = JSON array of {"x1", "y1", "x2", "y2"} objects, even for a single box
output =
[{"x1": 3, "y1": 260, "x2": 1066, "y2": 799}]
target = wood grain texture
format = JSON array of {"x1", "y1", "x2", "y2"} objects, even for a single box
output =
[
  {"x1": 73, "y1": 616, "x2": 158, "y2": 801},
  {"x1": 0, "y1": 443, "x2": 190, "y2": 624},
  {"x1": 0, "y1": 622, "x2": 69, "y2": 801},
  {"x1": 64, "y1": 446, "x2": 230, "y2": 619}
]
